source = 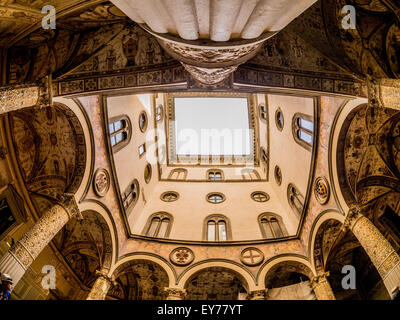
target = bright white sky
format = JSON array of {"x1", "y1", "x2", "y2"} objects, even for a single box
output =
[{"x1": 174, "y1": 97, "x2": 251, "y2": 156}]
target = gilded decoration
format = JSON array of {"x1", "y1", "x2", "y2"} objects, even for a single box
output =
[{"x1": 314, "y1": 177, "x2": 330, "y2": 205}]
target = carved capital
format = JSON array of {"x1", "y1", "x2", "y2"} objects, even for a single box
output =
[
  {"x1": 164, "y1": 288, "x2": 187, "y2": 300},
  {"x1": 367, "y1": 78, "x2": 400, "y2": 110},
  {"x1": 310, "y1": 272, "x2": 330, "y2": 288},
  {"x1": 59, "y1": 194, "x2": 81, "y2": 219},
  {"x1": 95, "y1": 270, "x2": 113, "y2": 284},
  {"x1": 37, "y1": 75, "x2": 53, "y2": 108},
  {"x1": 247, "y1": 289, "x2": 269, "y2": 300},
  {"x1": 342, "y1": 205, "x2": 362, "y2": 232}
]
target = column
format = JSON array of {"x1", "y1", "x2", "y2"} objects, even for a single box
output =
[
  {"x1": 0, "y1": 195, "x2": 79, "y2": 285},
  {"x1": 343, "y1": 206, "x2": 400, "y2": 295},
  {"x1": 87, "y1": 270, "x2": 113, "y2": 300},
  {"x1": 367, "y1": 78, "x2": 400, "y2": 111},
  {"x1": 310, "y1": 272, "x2": 336, "y2": 300},
  {"x1": 164, "y1": 288, "x2": 187, "y2": 300},
  {"x1": 247, "y1": 289, "x2": 268, "y2": 300},
  {"x1": 0, "y1": 76, "x2": 52, "y2": 114}
]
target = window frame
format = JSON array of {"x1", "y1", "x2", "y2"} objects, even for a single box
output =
[
  {"x1": 292, "y1": 113, "x2": 314, "y2": 151},
  {"x1": 138, "y1": 111, "x2": 148, "y2": 133},
  {"x1": 251, "y1": 191, "x2": 270, "y2": 202},
  {"x1": 168, "y1": 168, "x2": 188, "y2": 180},
  {"x1": 287, "y1": 183, "x2": 305, "y2": 218},
  {"x1": 206, "y1": 192, "x2": 226, "y2": 204},
  {"x1": 275, "y1": 108, "x2": 284, "y2": 131},
  {"x1": 258, "y1": 213, "x2": 288, "y2": 239},
  {"x1": 203, "y1": 214, "x2": 232, "y2": 241},
  {"x1": 144, "y1": 163, "x2": 152, "y2": 184},
  {"x1": 207, "y1": 169, "x2": 224, "y2": 181},
  {"x1": 109, "y1": 115, "x2": 132, "y2": 153},
  {"x1": 143, "y1": 212, "x2": 173, "y2": 238},
  {"x1": 122, "y1": 179, "x2": 140, "y2": 214},
  {"x1": 160, "y1": 191, "x2": 180, "y2": 202}
]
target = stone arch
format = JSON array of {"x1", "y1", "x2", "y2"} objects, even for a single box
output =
[
  {"x1": 257, "y1": 254, "x2": 315, "y2": 287},
  {"x1": 110, "y1": 253, "x2": 176, "y2": 288},
  {"x1": 52, "y1": 209, "x2": 114, "y2": 288},
  {"x1": 109, "y1": 253, "x2": 175, "y2": 300},
  {"x1": 8, "y1": 99, "x2": 88, "y2": 200},
  {"x1": 308, "y1": 210, "x2": 345, "y2": 274},
  {"x1": 178, "y1": 260, "x2": 256, "y2": 292}
]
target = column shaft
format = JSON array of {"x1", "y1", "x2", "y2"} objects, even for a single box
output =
[
  {"x1": 87, "y1": 273, "x2": 112, "y2": 300},
  {"x1": 310, "y1": 273, "x2": 336, "y2": 300},
  {"x1": 0, "y1": 196, "x2": 78, "y2": 285}
]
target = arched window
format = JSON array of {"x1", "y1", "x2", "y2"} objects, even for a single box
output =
[
  {"x1": 258, "y1": 213, "x2": 288, "y2": 239},
  {"x1": 122, "y1": 179, "x2": 140, "y2": 213},
  {"x1": 260, "y1": 147, "x2": 268, "y2": 165},
  {"x1": 241, "y1": 168, "x2": 261, "y2": 181},
  {"x1": 287, "y1": 183, "x2": 304, "y2": 218},
  {"x1": 259, "y1": 103, "x2": 268, "y2": 121},
  {"x1": 155, "y1": 104, "x2": 164, "y2": 122},
  {"x1": 292, "y1": 113, "x2": 314, "y2": 150},
  {"x1": 109, "y1": 115, "x2": 131, "y2": 153},
  {"x1": 168, "y1": 168, "x2": 188, "y2": 180},
  {"x1": 144, "y1": 212, "x2": 173, "y2": 238},
  {"x1": 207, "y1": 169, "x2": 224, "y2": 181},
  {"x1": 203, "y1": 215, "x2": 231, "y2": 241}
]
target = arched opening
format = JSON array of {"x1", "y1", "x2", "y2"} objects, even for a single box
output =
[
  {"x1": 264, "y1": 260, "x2": 315, "y2": 300},
  {"x1": 110, "y1": 259, "x2": 170, "y2": 300},
  {"x1": 184, "y1": 267, "x2": 249, "y2": 300}
]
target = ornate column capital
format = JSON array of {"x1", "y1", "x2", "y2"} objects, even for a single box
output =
[
  {"x1": 342, "y1": 205, "x2": 363, "y2": 232},
  {"x1": 367, "y1": 77, "x2": 400, "y2": 110},
  {"x1": 95, "y1": 270, "x2": 113, "y2": 284},
  {"x1": 59, "y1": 194, "x2": 81, "y2": 220},
  {"x1": 247, "y1": 289, "x2": 269, "y2": 300},
  {"x1": 164, "y1": 288, "x2": 187, "y2": 300},
  {"x1": 310, "y1": 272, "x2": 330, "y2": 289}
]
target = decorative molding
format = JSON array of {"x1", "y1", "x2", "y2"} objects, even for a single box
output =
[
  {"x1": 93, "y1": 168, "x2": 111, "y2": 197},
  {"x1": 314, "y1": 176, "x2": 330, "y2": 205},
  {"x1": 169, "y1": 247, "x2": 195, "y2": 267},
  {"x1": 240, "y1": 247, "x2": 264, "y2": 267}
]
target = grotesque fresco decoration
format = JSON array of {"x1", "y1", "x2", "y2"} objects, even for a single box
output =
[
  {"x1": 110, "y1": 260, "x2": 169, "y2": 300},
  {"x1": 66, "y1": 24, "x2": 174, "y2": 76},
  {"x1": 169, "y1": 247, "x2": 194, "y2": 266},
  {"x1": 9, "y1": 103, "x2": 86, "y2": 200},
  {"x1": 52, "y1": 210, "x2": 113, "y2": 288},
  {"x1": 185, "y1": 268, "x2": 246, "y2": 300}
]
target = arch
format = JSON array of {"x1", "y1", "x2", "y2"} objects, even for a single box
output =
[
  {"x1": 110, "y1": 253, "x2": 177, "y2": 288},
  {"x1": 168, "y1": 168, "x2": 188, "y2": 180},
  {"x1": 178, "y1": 259, "x2": 257, "y2": 291},
  {"x1": 329, "y1": 97, "x2": 368, "y2": 214},
  {"x1": 53, "y1": 97, "x2": 92, "y2": 203},
  {"x1": 77, "y1": 200, "x2": 119, "y2": 270},
  {"x1": 257, "y1": 254, "x2": 315, "y2": 287},
  {"x1": 308, "y1": 210, "x2": 345, "y2": 274},
  {"x1": 9, "y1": 100, "x2": 88, "y2": 200}
]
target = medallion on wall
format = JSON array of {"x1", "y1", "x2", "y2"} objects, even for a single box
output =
[
  {"x1": 314, "y1": 176, "x2": 330, "y2": 205},
  {"x1": 93, "y1": 168, "x2": 110, "y2": 197},
  {"x1": 240, "y1": 247, "x2": 264, "y2": 267},
  {"x1": 169, "y1": 247, "x2": 195, "y2": 266}
]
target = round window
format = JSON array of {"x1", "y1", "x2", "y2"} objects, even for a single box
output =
[
  {"x1": 275, "y1": 108, "x2": 284, "y2": 131},
  {"x1": 251, "y1": 192, "x2": 270, "y2": 202},
  {"x1": 161, "y1": 191, "x2": 179, "y2": 202},
  {"x1": 206, "y1": 193, "x2": 225, "y2": 204},
  {"x1": 139, "y1": 111, "x2": 148, "y2": 133}
]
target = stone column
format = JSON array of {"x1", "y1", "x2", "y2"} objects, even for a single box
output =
[
  {"x1": 164, "y1": 288, "x2": 187, "y2": 300},
  {"x1": 310, "y1": 272, "x2": 336, "y2": 300},
  {"x1": 0, "y1": 76, "x2": 52, "y2": 114},
  {"x1": 87, "y1": 271, "x2": 113, "y2": 300},
  {"x1": 0, "y1": 195, "x2": 79, "y2": 285},
  {"x1": 343, "y1": 207, "x2": 400, "y2": 295},
  {"x1": 247, "y1": 289, "x2": 268, "y2": 300}
]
